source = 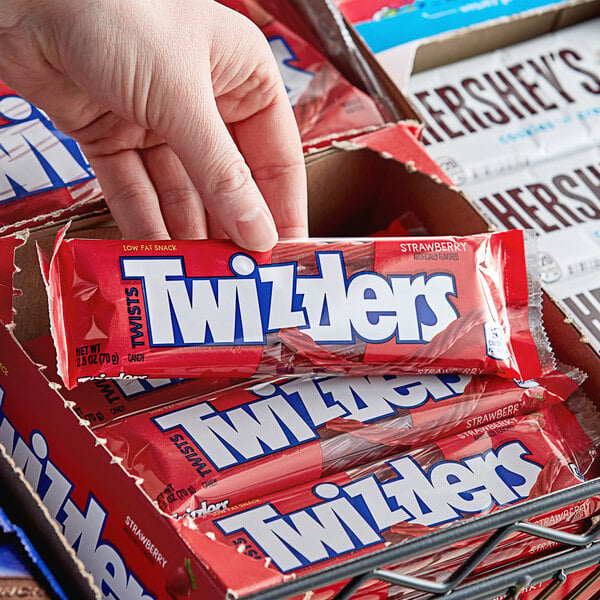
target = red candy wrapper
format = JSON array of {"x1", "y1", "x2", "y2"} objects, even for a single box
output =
[
  {"x1": 23, "y1": 334, "x2": 234, "y2": 428},
  {"x1": 100, "y1": 367, "x2": 582, "y2": 516},
  {"x1": 175, "y1": 397, "x2": 600, "y2": 599},
  {"x1": 372, "y1": 212, "x2": 428, "y2": 238},
  {"x1": 0, "y1": 81, "x2": 103, "y2": 235},
  {"x1": 218, "y1": 0, "x2": 386, "y2": 149},
  {"x1": 41, "y1": 228, "x2": 553, "y2": 389}
]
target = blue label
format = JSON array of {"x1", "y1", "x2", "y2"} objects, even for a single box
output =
[{"x1": 354, "y1": 0, "x2": 566, "y2": 53}]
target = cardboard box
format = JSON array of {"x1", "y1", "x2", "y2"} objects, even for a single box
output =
[
  {"x1": 314, "y1": 0, "x2": 600, "y2": 89},
  {"x1": 294, "y1": 1, "x2": 600, "y2": 361},
  {"x1": 1, "y1": 125, "x2": 599, "y2": 599}
]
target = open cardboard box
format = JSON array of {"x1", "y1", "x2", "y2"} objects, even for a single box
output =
[
  {"x1": 1, "y1": 126, "x2": 599, "y2": 599},
  {"x1": 312, "y1": 0, "x2": 600, "y2": 371},
  {"x1": 409, "y1": 0, "x2": 600, "y2": 74},
  {"x1": 304, "y1": 0, "x2": 600, "y2": 89}
]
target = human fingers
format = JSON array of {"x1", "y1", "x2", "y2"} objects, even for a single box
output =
[
  {"x1": 141, "y1": 144, "x2": 208, "y2": 239},
  {"x1": 207, "y1": 213, "x2": 228, "y2": 240},
  {"x1": 90, "y1": 150, "x2": 169, "y2": 240},
  {"x1": 159, "y1": 4, "x2": 304, "y2": 251},
  {"x1": 165, "y1": 90, "x2": 280, "y2": 251},
  {"x1": 209, "y1": 3, "x2": 307, "y2": 241},
  {"x1": 229, "y1": 96, "x2": 308, "y2": 240}
]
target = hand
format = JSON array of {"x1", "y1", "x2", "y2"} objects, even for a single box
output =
[{"x1": 0, "y1": 0, "x2": 307, "y2": 250}]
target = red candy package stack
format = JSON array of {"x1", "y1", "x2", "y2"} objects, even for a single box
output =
[
  {"x1": 40, "y1": 228, "x2": 554, "y2": 389},
  {"x1": 217, "y1": 0, "x2": 386, "y2": 150},
  {"x1": 99, "y1": 367, "x2": 582, "y2": 517},
  {"x1": 174, "y1": 397, "x2": 600, "y2": 600},
  {"x1": 0, "y1": 80, "x2": 103, "y2": 235}
]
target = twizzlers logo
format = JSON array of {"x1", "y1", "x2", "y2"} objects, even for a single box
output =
[
  {"x1": 152, "y1": 374, "x2": 471, "y2": 471},
  {"x1": 120, "y1": 251, "x2": 459, "y2": 348},
  {"x1": 215, "y1": 441, "x2": 543, "y2": 573},
  {"x1": 0, "y1": 386, "x2": 154, "y2": 599}
]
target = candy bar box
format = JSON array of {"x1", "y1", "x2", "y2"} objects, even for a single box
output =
[{"x1": 1, "y1": 129, "x2": 600, "y2": 599}]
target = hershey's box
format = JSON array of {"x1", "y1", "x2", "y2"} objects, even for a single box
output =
[
  {"x1": 462, "y1": 148, "x2": 600, "y2": 353},
  {"x1": 407, "y1": 19, "x2": 600, "y2": 185},
  {"x1": 322, "y1": 0, "x2": 600, "y2": 88},
  {"x1": 406, "y1": 19, "x2": 600, "y2": 356},
  {"x1": 1, "y1": 125, "x2": 599, "y2": 599}
]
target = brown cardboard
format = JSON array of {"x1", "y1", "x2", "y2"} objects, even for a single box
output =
[
  {"x1": 412, "y1": 0, "x2": 600, "y2": 73},
  {"x1": 2, "y1": 139, "x2": 600, "y2": 598}
]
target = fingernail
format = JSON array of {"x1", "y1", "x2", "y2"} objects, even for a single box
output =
[{"x1": 236, "y1": 206, "x2": 278, "y2": 251}]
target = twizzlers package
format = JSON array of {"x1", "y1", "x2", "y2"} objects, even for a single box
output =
[
  {"x1": 41, "y1": 227, "x2": 553, "y2": 389},
  {"x1": 0, "y1": 80, "x2": 103, "y2": 235},
  {"x1": 100, "y1": 367, "x2": 582, "y2": 517},
  {"x1": 218, "y1": 0, "x2": 386, "y2": 149},
  {"x1": 175, "y1": 399, "x2": 600, "y2": 599}
]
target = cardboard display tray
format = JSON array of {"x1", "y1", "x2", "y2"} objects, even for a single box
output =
[{"x1": 1, "y1": 128, "x2": 599, "y2": 599}]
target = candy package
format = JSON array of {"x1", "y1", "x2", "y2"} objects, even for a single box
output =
[
  {"x1": 0, "y1": 81, "x2": 103, "y2": 235},
  {"x1": 100, "y1": 367, "x2": 582, "y2": 516},
  {"x1": 41, "y1": 228, "x2": 553, "y2": 389},
  {"x1": 23, "y1": 335, "x2": 234, "y2": 428},
  {"x1": 174, "y1": 397, "x2": 600, "y2": 599}
]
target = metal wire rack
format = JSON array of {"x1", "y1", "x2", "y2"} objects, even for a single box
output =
[{"x1": 244, "y1": 479, "x2": 600, "y2": 600}]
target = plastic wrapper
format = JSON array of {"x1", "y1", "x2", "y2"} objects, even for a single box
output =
[
  {"x1": 41, "y1": 228, "x2": 554, "y2": 389},
  {"x1": 100, "y1": 367, "x2": 582, "y2": 516},
  {"x1": 372, "y1": 212, "x2": 428, "y2": 237},
  {"x1": 0, "y1": 80, "x2": 103, "y2": 235},
  {"x1": 175, "y1": 396, "x2": 600, "y2": 600},
  {"x1": 218, "y1": 0, "x2": 386, "y2": 149},
  {"x1": 286, "y1": 0, "x2": 403, "y2": 123},
  {"x1": 23, "y1": 334, "x2": 234, "y2": 428}
]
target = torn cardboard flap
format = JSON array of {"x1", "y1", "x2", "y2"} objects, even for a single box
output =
[{"x1": 0, "y1": 233, "x2": 26, "y2": 329}]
